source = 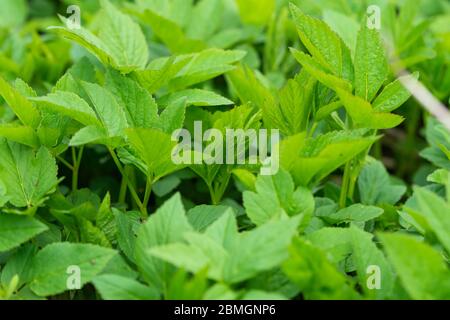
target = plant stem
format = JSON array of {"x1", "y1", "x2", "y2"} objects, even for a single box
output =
[
  {"x1": 128, "y1": 167, "x2": 139, "y2": 211},
  {"x1": 373, "y1": 140, "x2": 382, "y2": 160},
  {"x1": 339, "y1": 161, "x2": 352, "y2": 208},
  {"x1": 118, "y1": 171, "x2": 128, "y2": 204},
  {"x1": 57, "y1": 155, "x2": 74, "y2": 170},
  {"x1": 108, "y1": 148, "x2": 147, "y2": 217},
  {"x1": 208, "y1": 177, "x2": 230, "y2": 205},
  {"x1": 71, "y1": 146, "x2": 84, "y2": 191},
  {"x1": 347, "y1": 169, "x2": 358, "y2": 201},
  {"x1": 308, "y1": 122, "x2": 318, "y2": 138},
  {"x1": 142, "y1": 178, "x2": 152, "y2": 211},
  {"x1": 71, "y1": 148, "x2": 77, "y2": 191},
  {"x1": 208, "y1": 184, "x2": 219, "y2": 205},
  {"x1": 446, "y1": 173, "x2": 450, "y2": 205}
]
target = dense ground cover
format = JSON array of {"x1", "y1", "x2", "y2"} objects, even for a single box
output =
[{"x1": 0, "y1": 0, "x2": 449, "y2": 300}]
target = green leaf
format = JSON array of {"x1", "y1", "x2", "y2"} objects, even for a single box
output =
[
  {"x1": 186, "y1": 0, "x2": 223, "y2": 40},
  {"x1": 204, "y1": 209, "x2": 239, "y2": 252},
  {"x1": 290, "y1": 49, "x2": 352, "y2": 92},
  {"x1": 407, "y1": 187, "x2": 450, "y2": 254},
  {"x1": 49, "y1": 24, "x2": 113, "y2": 71},
  {"x1": 315, "y1": 101, "x2": 342, "y2": 121},
  {"x1": 0, "y1": 53, "x2": 20, "y2": 75},
  {"x1": 420, "y1": 118, "x2": 450, "y2": 169},
  {"x1": 280, "y1": 131, "x2": 378, "y2": 186},
  {"x1": 235, "y1": 0, "x2": 275, "y2": 26},
  {"x1": 379, "y1": 233, "x2": 450, "y2": 300},
  {"x1": 224, "y1": 216, "x2": 301, "y2": 283},
  {"x1": 326, "y1": 204, "x2": 384, "y2": 224},
  {"x1": 135, "y1": 0, "x2": 193, "y2": 24},
  {"x1": 92, "y1": 274, "x2": 159, "y2": 300},
  {"x1": 354, "y1": 26, "x2": 388, "y2": 102},
  {"x1": 30, "y1": 91, "x2": 100, "y2": 127},
  {"x1": 306, "y1": 228, "x2": 352, "y2": 264},
  {"x1": 132, "y1": 56, "x2": 191, "y2": 93},
  {"x1": 0, "y1": 125, "x2": 39, "y2": 148},
  {"x1": 274, "y1": 76, "x2": 315, "y2": 135},
  {"x1": 358, "y1": 159, "x2": 406, "y2": 206},
  {"x1": 78, "y1": 217, "x2": 112, "y2": 248},
  {"x1": 337, "y1": 89, "x2": 404, "y2": 129},
  {"x1": 226, "y1": 65, "x2": 276, "y2": 115},
  {"x1": 204, "y1": 283, "x2": 237, "y2": 300},
  {"x1": 134, "y1": 193, "x2": 192, "y2": 292},
  {"x1": 283, "y1": 237, "x2": 359, "y2": 299},
  {"x1": 96, "y1": 194, "x2": 116, "y2": 244},
  {"x1": 114, "y1": 209, "x2": 140, "y2": 263},
  {"x1": 150, "y1": 49, "x2": 246, "y2": 90},
  {"x1": 166, "y1": 268, "x2": 209, "y2": 300},
  {"x1": 152, "y1": 175, "x2": 181, "y2": 197},
  {"x1": 81, "y1": 81, "x2": 128, "y2": 137},
  {"x1": 0, "y1": 0, "x2": 27, "y2": 28},
  {"x1": 232, "y1": 169, "x2": 256, "y2": 191},
  {"x1": 243, "y1": 168, "x2": 314, "y2": 227},
  {"x1": 158, "y1": 89, "x2": 233, "y2": 107},
  {"x1": 241, "y1": 290, "x2": 286, "y2": 300},
  {"x1": 149, "y1": 233, "x2": 227, "y2": 281},
  {"x1": 289, "y1": 4, "x2": 353, "y2": 82},
  {"x1": 235, "y1": 70, "x2": 315, "y2": 136},
  {"x1": 0, "y1": 140, "x2": 59, "y2": 208},
  {"x1": 373, "y1": 73, "x2": 417, "y2": 112},
  {"x1": 0, "y1": 215, "x2": 47, "y2": 252},
  {"x1": 1, "y1": 244, "x2": 37, "y2": 287},
  {"x1": 348, "y1": 227, "x2": 395, "y2": 299},
  {"x1": 100, "y1": 251, "x2": 138, "y2": 280},
  {"x1": 125, "y1": 128, "x2": 182, "y2": 181},
  {"x1": 187, "y1": 205, "x2": 231, "y2": 232},
  {"x1": 69, "y1": 126, "x2": 109, "y2": 147},
  {"x1": 105, "y1": 69, "x2": 158, "y2": 128},
  {"x1": 35, "y1": 110, "x2": 71, "y2": 150},
  {"x1": 50, "y1": 0, "x2": 148, "y2": 73},
  {"x1": 323, "y1": 10, "x2": 359, "y2": 54},
  {"x1": 0, "y1": 75, "x2": 40, "y2": 128},
  {"x1": 135, "y1": 7, "x2": 206, "y2": 54},
  {"x1": 97, "y1": 0, "x2": 149, "y2": 71},
  {"x1": 148, "y1": 212, "x2": 300, "y2": 284},
  {"x1": 427, "y1": 169, "x2": 450, "y2": 186},
  {"x1": 29, "y1": 243, "x2": 117, "y2": 297}
]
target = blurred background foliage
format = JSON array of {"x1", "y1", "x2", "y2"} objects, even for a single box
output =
[
  {"x1": 0, "y1": 0, "x2": 449, "y2": 300},
  {"x1": 0, "y1": 0, "x2": 449, "y2": 192}
]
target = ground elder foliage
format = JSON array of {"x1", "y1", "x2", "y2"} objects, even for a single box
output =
[{"x1": 0, "y1": 0, "x2": 449, "y2": 300}]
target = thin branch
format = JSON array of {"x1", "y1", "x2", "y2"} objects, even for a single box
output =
[{"x1": 384, "y1": 38, "x2": 450, "y2": 130}]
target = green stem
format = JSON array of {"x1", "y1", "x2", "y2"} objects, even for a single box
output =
[
  {"x1": 57, "y1": 155, "x2": 74, "y2": 171},
  {"x1": 71, "y1": 146, "x2": 84, "y2": 191},
  {"x1": 339, "y1": 161, "x2": 352, "y2": 208},
  {"x1": 128, "y1": 167, "x2": 139, "y2": 211},
  {"x1": 446, "y1": 173, "x2": 450, "y2": 205},
  {"x1": 142, "y1": 178, "x2": 153, "y2": 211},
  {"x1": 208, "y1": 184, "x2": 219, "y2": 205},
  {"x1": 208, "y1": 177, "x2": 230, "y2": 205},
  {"x1": 71, "y1": 148, "x2": 77, "y2": 191},
  {"x1": 118, "y1": 171, "x2": 128, "y2": 204},
  {"x1": 308, "y1": 122, "x2": 318, "y2": 138},
  {"x1": 373, "y1": 140, "x2": 382, "y2": 160},
  {"x1": 108, "y1": 148, "x2": 147, "y2": 217},
  {"x1": 347, "y1": 169, "x2": 358, "y2": 201}
]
